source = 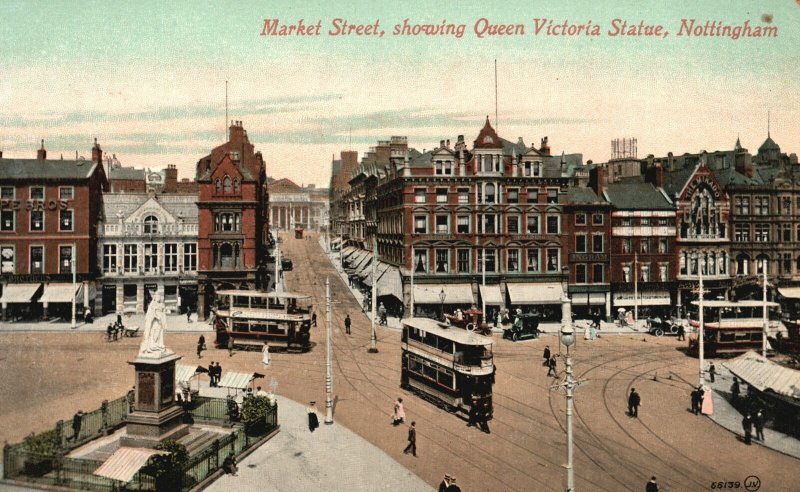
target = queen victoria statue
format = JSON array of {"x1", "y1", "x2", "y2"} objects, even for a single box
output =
[{"x1": 138, "y1": 293, "x2": 174, "y2": 358}]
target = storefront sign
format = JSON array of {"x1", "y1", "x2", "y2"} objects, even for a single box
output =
[
  {"x1": 685, "y1": 174, "x2": 721, "y2": 199},
  {"x1": 0, "y1": 199, "x2": 71, "y2": 211}
]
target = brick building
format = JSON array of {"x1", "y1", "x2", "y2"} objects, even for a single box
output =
[
  {"x1": 0, "y1": 140, "x2": 108, "y2": 320},
  {"x1": 195, "y1": 121, "x2": 269, "y2": 320}
]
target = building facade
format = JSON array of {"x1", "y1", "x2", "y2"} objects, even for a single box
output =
[
  {"x1": 268, "y1": 178, "x2": 329, "y2": 232},
  {"x1": 0, "y1": 140, "x2": 107, "y2": 320},
  {"x1": 195, "y1": 121, "x2": 269, "y2": 320}
]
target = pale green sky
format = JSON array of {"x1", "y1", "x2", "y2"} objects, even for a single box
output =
[{"x1": 1, "y1": 0, "x2": 798, "y2": 186}]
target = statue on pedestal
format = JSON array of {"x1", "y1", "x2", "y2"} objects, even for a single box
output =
[{"x1": 138, "y1": 293, "x2": 173, "y2": 358}]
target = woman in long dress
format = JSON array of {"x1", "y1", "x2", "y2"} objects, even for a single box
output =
[{"x1": 262, "y1": 341, "x2": 271, "y2": 367}]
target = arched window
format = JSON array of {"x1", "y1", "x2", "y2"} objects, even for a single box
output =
[
  {"x1": 215, "y1": 179, "x2": 221, "y2": 194},
  {"x1": 736, "y1": 254, "x2": 750, "y2": 276},
  {"x1": 223, "y1": 176, "x2": 232, "y2": 193},
  {"x1": 485, "y1": 183, "x2": 495, "y2": 204},
  {"x1": 143, "y1": 215, "x2": 159, "y2": 234},
  {"x1": 233, "y1": 178, "x2": 240, "y2": 194},
  {"x1": 756, "y1": 255, "x2": 769, "y2": 275}
]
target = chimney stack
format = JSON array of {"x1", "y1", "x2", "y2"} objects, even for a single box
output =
[
  {"x1": 37, "y1": 139, "x2": 47, "y2": 160},
  {"x1": 589, "y1": 165, "x2": 606, "y2": 197},
  {"x1": 164, "y1": 164, "x2": 178, "y2": 193},
  {"x1": 653, "y1": 163, "x2": 664, "y2": 188},
  {"x1": 91, "y1": 137, "x2": 102, "y2": 164}
]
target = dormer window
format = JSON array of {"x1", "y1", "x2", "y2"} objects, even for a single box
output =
[
  {"x1": 143, "y1": 215, "x2": 159, "y2": 234},
  {"x1": 483, "y1": 135, "x2": 494, "y2": 144},
  {"x1": 524, "y1": 161, "x2": 542, "y2": 177},
  {"x1": 233, "y1": 178, "x2": 240, "y2": 194},
  {"x1": 435, "y1": 160, "x2": 453, "y2": 175},
  {"x1": 223, "y1": 176, "x2": 232, "y2": 193}
]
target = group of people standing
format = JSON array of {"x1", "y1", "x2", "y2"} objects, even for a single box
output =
[
  {"x1": 466, "y1": 395, "x2": 491, "y2": 434},
  {"x1": 208, "y1": 361, "x2": 223, "y2": 387},
  {"x1": 543, "y1": 345, "x2": 557, "y2": 377}
]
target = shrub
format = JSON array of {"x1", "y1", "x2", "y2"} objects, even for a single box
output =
[
  {"x1": 141, "y1": 440, "x2": 189, "y2": 492},
  {"x1": 240, "y1": 396, "x2": 273, "y2": 436}
]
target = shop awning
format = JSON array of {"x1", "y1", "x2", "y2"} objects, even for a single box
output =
[
  {"x1": 330, "y1": 238, "x2": 342, "y2": 247},
  {"x1": 362, "y1": 262, "x2": 391, "y2": 282},
  {"x1": 613, "y1": 291, "x2": 671, "y2": 307},
  {"x1": 218, "y1": 371, "x2": 264, "y2": 390},
  {"x1": 354, "y1": 254, "x2": 374, "y2": 276},
  {"x1": 176, "y1": 364, "x2": 207, "y2": 384},
  {"x1": 724, "y1": 351, "x2": 800, "y2": 403},
  {"x1": 479, "y1": 284, "x2": 504, "y2": 305},
  {"x1": 94, "y1": 447, "x2": 168, "y2": 483},
  {"x1": 352, "y1": 252, "x2": 372, "y2": 270},
  {"x1": 0, "y1": 283, "x2": 41, "y2": 304},
  {"x1": 413, "y1": 284, "x2": 474, "y2": 305},
  {"x1": 779, "y1": 287, "x2": 800, "y2": 299},
  {"x1": 506, "y1": 282, "x2": 563, "y2": 305},
  {"x1": 39, "y1": 283, "x2": 83, "y2": 304},
  {"x1": 344, "y1": 250, "x2": 367, "y2": 266},
  {"x1": 570, "y1": 292, "x2": 607, "y2": 305},
  {"x1": 341, "y1": 246, "x2": 358, "y2": 258},
  {"x1": 377, "y1": 266, "x2": 404, "y2": 300}
]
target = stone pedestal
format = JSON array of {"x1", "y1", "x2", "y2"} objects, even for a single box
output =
[{"x1": 121, "y1": 353, "x2": 189, "y2": 448}]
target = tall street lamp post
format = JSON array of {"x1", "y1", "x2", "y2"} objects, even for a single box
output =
[
  {"x1": 71, "y1": 246, "x2": 77, "y2": 329},
  {"x1": 439, "y1": 288, "x2": 446, "y2": 321},
  {"x1": 325, "y1": 277, "x2": 334, "y2": 424},
  {"x1": 555, "y1": 265, "x2": 576, "y2": 492},
  {"x1": 761, "y1": 259, "x2": 768, "y2": 358},
  {"x1": 369, "y1": 238, "x2": 378, "y2": 353}
]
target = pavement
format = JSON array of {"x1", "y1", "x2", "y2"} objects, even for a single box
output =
[
  {"x1": 206, "y1": 394, "x2": 432, "y2": 492},
  {"x1": 704, "y1": 365, "x2": 800, "y2": 459}
]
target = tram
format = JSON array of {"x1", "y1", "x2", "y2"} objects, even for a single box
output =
[
  {"x1": 213, "y1": 290, "x2": 313, "y2": 352},
  {"x1": 687, "y1": 299, "x2": 780, "y2": 356},
  {"x1": 400, "y1": 317, "x2": 494, "y2": 418}
]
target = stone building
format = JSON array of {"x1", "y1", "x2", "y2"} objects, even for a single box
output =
[
  {"x1": 0, "y1": 140, "x2": 108, "y2": 320},
  {"x1": 96, "y1": 166, "x2": 199, "y2": 315},
  {"x1": 267, "y1": 178, "x2": 329, "y2": 232}
]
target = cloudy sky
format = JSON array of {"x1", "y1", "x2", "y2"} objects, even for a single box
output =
[{"x1": 1, "y1": 0, "x2": 798, "y2": 186}]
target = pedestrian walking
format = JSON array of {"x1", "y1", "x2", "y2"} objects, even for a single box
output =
[
  {"x1": 379, "y1": 302, "x2": 387, "y2": 326},
  {"x1": 312, "y1": 312, "x2": 317, "y2": 327},
  {"x1": 547, "y1": 355, "x2": 557, "y2": 377},
  {"x1": 228, "y1": 336, "x2": 234, "y2": 357},
  {"x1": 344, "y1": 314, "x2": 352, "y2": 335},
  {"x1": 403, "y1": 421, "x2": 417, "y2": 457},
  {"x1": 677, "y1": 323, "x2": 685, "y2": 341},
  {"x1": 690, "y1": 387, "x2": 702, "y2": 415},
  {"x1": 708, "y1": 362, "x2": 716, "y2": 383},
  {"x1": 307, "y1": 401, "x2": 320, "y2": 432},
  {"x1": 187, "y1": 307, "x2": 192, "y2": 323},
  {"x1": 446, "y1": 476, "x2": 462, "y2": 492},
  {"x1": 208, "y1": 361, "x2": 215, "y2": 386},
  {"x1": 70, "y1": 410, "x2": 83, "y2": 441},
  {"x1": 731, "y1": 377, "x2": 740, "y2": 403},
  {"x1": 742, "y1": 413, "x2": 753, "y2": 444},
  {"x1": 479, "y1": 399, "x2": 491, "y2": 434},
  {"x1": 197, "y1": 335, "x2": 206, "y2": 358},
  {"x1": 392, "y1": 397, "x2": 406, "y2": 426},
  {"x1": 754, "y1": 409, "x2": 765, "y2": 441},
  {"x1": 216, "y1": 362, "x2": 223, "y2": 385},
  {"x1": 439, "y1": 474, "x2": 452, "y2": 492},
  {"x1": 542, "y1": 345, "x2": 551, "y2": 366},
  {"x1": 262, "y1": 341, "x2": 271, "y2": 368},
  {"x1": 646, "y1": 476, "x2": 659, "y2": 492},
  {"x1": 467, "y1": 395, "x2": 479, "y2": 428},
  {"x1": 628, "y1": 388, "x2": 641, "y2": 417}
]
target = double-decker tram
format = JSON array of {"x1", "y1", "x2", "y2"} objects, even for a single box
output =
[
  {"x1": 213, "y1": 290, "x2": 313, "y2": 352},
  {"x1": 687, "y1": 299, "x2": 780, "y2": 356},
  {"x1": 400, "y1": 317, "x2": 494, "y2": 417}
]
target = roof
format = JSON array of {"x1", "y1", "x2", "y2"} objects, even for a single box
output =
[
  {"x1": 218, "y1": 371, "x2": 263, "y2": 390},
  {"x1": 102, "y1": 193, "x2": 198, "y2": 225},
  {"x1": 402, "y1": 317, "x2": 493, "y2": 346},
  {"x1": 408, "y1": 149, "x2": 433, "y2": 168},
  {"x1": 269, "y1": 178, "x2": 303, "y2": 193},
  {"x1": 108, "y1": 166, "x2": 146, "y2": 181},
  {"x1": 0, "y1": 158, "x2": 99, "y2": 180},
  {"x1": 501, "y1": 137, "x2": 527, "y2": 156},
  {"x1": 758, "y1": 136, "x2": 780, "y2": 152},
  {"x1": 216, "y1": 290, "x2": 312, "y2": 300},
  {"x1": 724, "y1": 351, "x2": 800, "y2": 402},
  {"x1": 604, "y1": 182, "x2": 674, "y2": 210},
  {"x1": 564, "y1": 186, "x2": 604, "y2": 205},
  {"x1": 473, "y1": 117, "x2": 503, "y2": 149},
  {"x1": 94, "y1": 447, "x2": 167, "y2": 483}
]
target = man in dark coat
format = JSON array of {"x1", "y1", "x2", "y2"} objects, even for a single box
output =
[
  {"x1": 628, "y1": 388, "x2": 641, "y2": 417},
  {"x1": 197, "y1": 335, "x2": 206, "y2": 358},
  {"x1": 547, "y1": 355, "x2": 557, "y2": 377},
  {"x1": 731, "y1": 378, "x2": 740, "y2": 403},
  {"x1": 307, "y1": 401, "x2": 320, "y2": 432},
  {"x1": 403, "y1": 421, "x2": 417, "y2": 456},
  {"x1": 543, "y1": 345, "x2": 551, "y2": 366},
  {"x1": 676, "y1": 323, "x2": 685, "y2": 341},
  {"x1": 754, "y1": 409, "x2": 765, "y2": 441},
  {"x1": 467, "y1": 396, "x2": 478, "y2": 427},
  {"x1": 71, "y1": 411, "x2": 83, "y2": 441},
  {"x1": 646, "y1": 476, "x2": 659, "y2": 492},
  {"x1": 344, "y1": 314, "x2": 352, "y2": 335},
  {"x1": 438, "y1": 474, "x2": 452, "y2": 492},
  {"x1": 216, "y1": 362, "x2": 222, "y2": 384},
  {"x1": 478, "y1": 400, "x2": 491, "y2": 434},
  {"x1": 446, "y1": 476, "x2": 462, "y2": 492},
  {"x1": 742, "y1": 413, "x2": 753, "y2": 444},
  {"x1": 208, "y1": 362, "x2": 216, "y2": 386},
  {"x1": 312, "y1": 312, "x2": 317, "y2": 327},
  {"x1": 690, "y1": 387, "x2": 701, "y2": 415},
  {"x1": 708, "y1": 362, "x2": 716, "y2": 383}
]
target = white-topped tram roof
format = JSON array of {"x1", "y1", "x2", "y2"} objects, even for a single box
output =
[
  {"x1": 690, "y1": 300, "x2": 779, "y2": 308},
  {"x1": 402, "y1": 317, "x2": 493, "y2": 346},
  {"x1": 216, "y1": 290, "x2": 312, "y2": 301}
]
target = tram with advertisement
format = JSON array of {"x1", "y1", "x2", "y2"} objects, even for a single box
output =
[
  {"x1": 213, "y1": 290, "x2": 313, "y2": 352},
  {"x1": 687, "y1": 299, "x2": 780, "y2": 356},
  {"x1": 400, "y1": 317, "x2": 494, "y2": 418}
]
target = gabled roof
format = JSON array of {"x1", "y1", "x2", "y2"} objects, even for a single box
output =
[
  {"x1": 269, "y1": 178, "x2": 302, "y2": 193},
  {"x1": 564, "y1": 186, "x2": 605, "y2": 205},
  {"x1": 409, "y1": 149, "x2": 433, "y2": 168},
  {"x1": 604, "y1": 182, "x2": 673, "y2": 210},
  {"x1": 0, "y1": 158, "x2": 98, "y2": 180},
  {"x1": 108, "y1": 166, "x2": 145, "y2": 181},
  {"x1": 473, "y1": 117, "x2": 503, "y2": 149},
  {"x1": 758, "y1": 136, "x2": 780, "y2": 152}
]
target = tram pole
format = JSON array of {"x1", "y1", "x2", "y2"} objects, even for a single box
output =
[
  {"x1": 325, "y1": 277, "x2": 334, "y2": 424},
  {"x1": 369, "y1": 238, "x2": 378, "y2": 353},
  {"x1": 698, "y1": 260, "x2": 705, "y2": 387},
  {"x1": 71, "y1": 245, "x2": 77, "y2": 330},
  {"x1": 558, "y1": 278, "x2": 576, "y2": 492},
  {"x1": 275, "y1": 242, "x2": 281, "y2": 293},
  {"x1": 762, "y1": 264, "x2": 768, "y2": 358}
]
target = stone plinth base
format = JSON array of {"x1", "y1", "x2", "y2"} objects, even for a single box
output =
[{"x1": 121, "y1": 404, "x2": 189, "y2": 448}]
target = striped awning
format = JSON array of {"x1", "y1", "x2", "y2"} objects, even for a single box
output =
[
  {"x1": 413, "y1": 284, "x2": 474, "y2": 305},
  {"x1": 506, "y1": 282, "x2": 564, "y2": 305},
  {"x1": 377, "y1": 267, "x2": 404, "y2": 300},
  {"x1": 175, "y1": 364, "x2": 206, "y2": 383},
  {"x1": 94, "y1": 447, "x2": 167, "y2": 483},
  {"x1": 218, "y1": 371, "x2": 257, "y2": 390},
  {"x1": 724, "y1": 351, "x2": 800, "y2": 402},
  {"x1": 39, "y1": 283, "x2": 83, "y2": 304},
  {"x1": 0, "y1": 283, "x2": 41, "y2": 304}
]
